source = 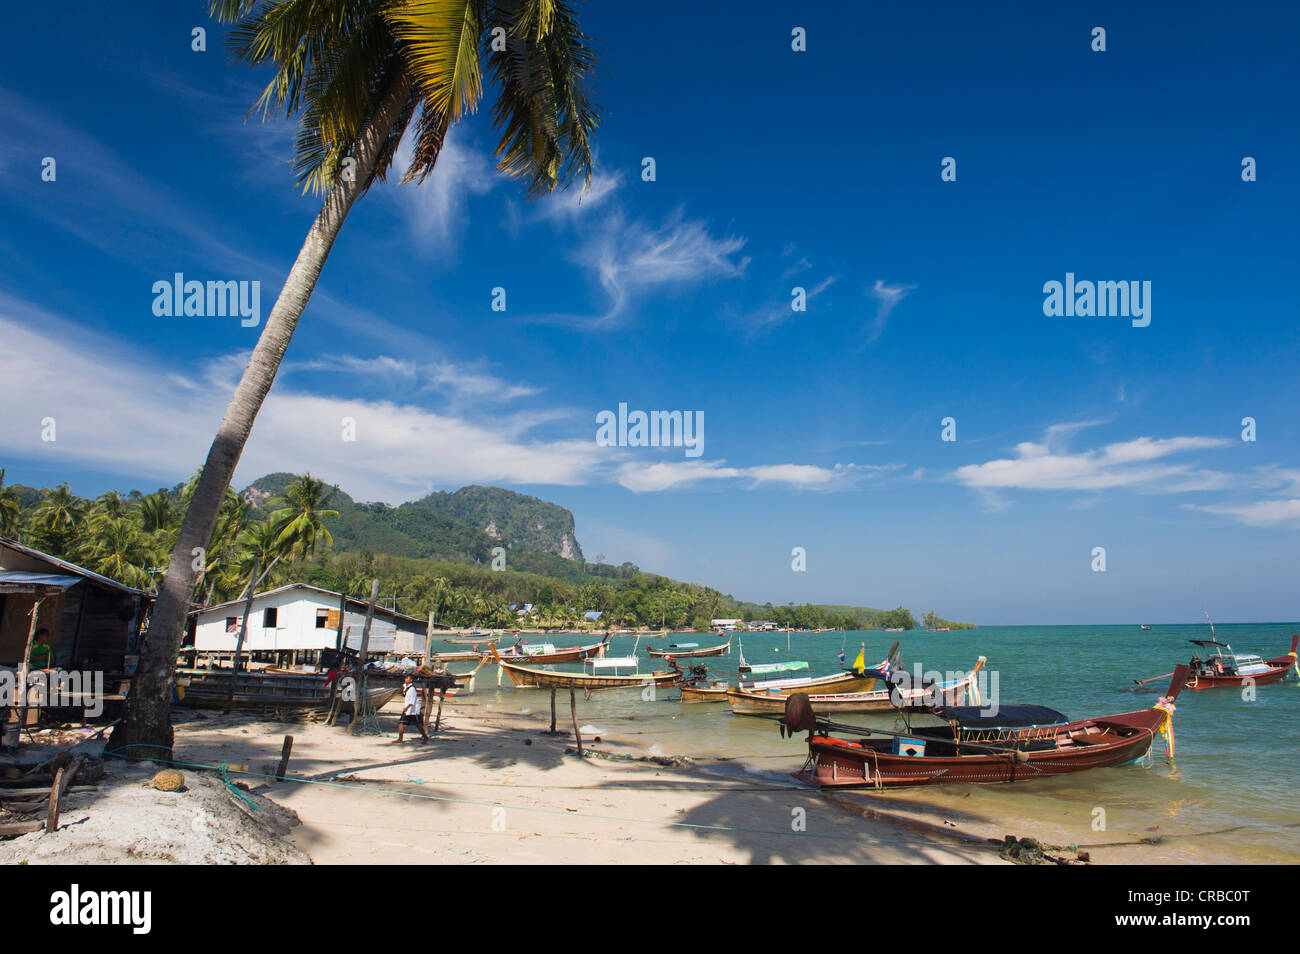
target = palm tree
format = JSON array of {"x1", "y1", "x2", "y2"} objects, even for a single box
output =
[
  {"x1": 0, "y1": 469, "x2": 22, "y2": 539},
  {"x1": 117, "y1": 0, "x2": 600, "y2": 755},
  {"x1": 28, "y1": 485, "x2": 85, "y2": 558},
  {"x1": 268, "y1": 474, "x2": 340, "y2": 562},
  {"x1": 84, "y1": 517, "x2": 154, "y2": 591}
]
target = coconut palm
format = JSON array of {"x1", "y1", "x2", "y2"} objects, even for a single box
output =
[
  {"x1": 0, "y1": 469, "x2": 21, "y2": 539},
  {"x1": 117, "y1": 0, "x2": 600, "y2": 755},
  {"x1": 84, "y1": 517, "x2": 154, "y2": 591},
  {"x1": 268, "y1": 474, "x2": 339, "y2": 562},
  {"x1": 27, "y1": 485, "x2": 85, "y2": 558}
]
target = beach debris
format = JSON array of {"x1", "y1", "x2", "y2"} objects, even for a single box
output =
[
  {"x1": 994, "y1": 835, "x2": 1089, "y2": 865},
  {"x1": 566, "y1": 747, "x2": 692, "y2": 768},
  {"x1": 151, "y1": 769, "x2": 186, "y2": 793}
]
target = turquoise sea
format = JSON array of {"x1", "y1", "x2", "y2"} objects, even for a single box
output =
[{"x1": 467, "y1": 624, "x2": 1300, "y2": 863}]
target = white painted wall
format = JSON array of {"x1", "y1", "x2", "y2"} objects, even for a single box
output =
[{"x1": 193, "y1": 589, "x2": 422, "y2": 653}]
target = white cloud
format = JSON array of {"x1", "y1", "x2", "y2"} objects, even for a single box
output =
[
  {"x1": 1190, "y1": 499, "x2": 1300, "y2": 527},
  {"x1": 954, "y1": 430, "x2": 1233, "y2": 495},
  {"x1": 864, "y1": 279, "x2": 915, "y2": 343},
  {"x1": 389, "y1": 127, "x2": 497, "y2": 251},
  {"x1": 571, "y1": 207, "x2": 749, "y2": 324},
  {"x1": 0, "y1": 298, "x2": 601, "y2": 503},
  {"x1": 615, "y1": 460, "x2": 885, "y2": 493},
  {"x1": 1, "y1": 293, "x2": 876, "y2": 503}
]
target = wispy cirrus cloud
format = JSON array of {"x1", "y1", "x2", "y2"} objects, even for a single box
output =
[
  {"x1": 616, "y1": 460, "x2": 892, "y2": 493},
  {"x1": 864, "y1": 279, "x2": 916, "y2": 343},
  {"x1": 563, "y1": 207, "x2": 749, "y2": 325},
  {"x1": 388, "y1": 126, "x2": 498, "y2": 253},
  {"x1": 1189, "y1": 499, "x2": 1300, "y2": 527}
]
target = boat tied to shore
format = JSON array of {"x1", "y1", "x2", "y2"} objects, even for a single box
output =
[
  {"x1": 726, "y1": 656, "x2": 987, "y2": 716},
  {"x1": 777, "y1": 665, "x2": 1188, "y2": 789}
]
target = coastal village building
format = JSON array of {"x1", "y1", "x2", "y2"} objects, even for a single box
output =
[
  {"x1": 188, "y1": 583, "x2": 435, "y2": 667},
  {"x1": 710, "y1": 618, "x2": 743, "y2": 630},
  {"x1": 0, "y1": 537, "x2": 151, "y2": 673}
]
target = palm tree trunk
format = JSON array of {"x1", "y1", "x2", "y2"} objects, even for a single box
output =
[{"x1": 111, "y1": 72, "x2": 413, "y2": 758}]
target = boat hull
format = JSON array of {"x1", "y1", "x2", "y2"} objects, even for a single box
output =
[
  {"x1": 498, "y1": 660, "x2": 681, "y2": 691},
  {"x1": 794, "y1": 711, "x2": 1163, "y2": 789},
  {"x1": 175, "y1": 669, "x2": 398, "y2": 716},
  {"x1": 648, "y1": 639, "x2": 731, "y2": 659},
  {"x1": 679, "y1": 684, "x2": 729, "y2": 702}
]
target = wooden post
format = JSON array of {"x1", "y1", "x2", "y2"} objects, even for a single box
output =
[
  {"x1": 549, "y1": 687, "x2": 558, "y2": 734},
  {"x1": 275, "y1": 735, "x2": 294, "y2": 781},
  {"x1": 424, "y1": 610, "x2": 435, "y2": 665},
  {"x1": 349, "y1": 579, "x2": 379, "y2": 735},
  {"x1": 334, "y1": 591, "x2": 348, "y2": 652},
  {"x1": 13, "y1": 594, "x2": 46, "y2": 745},
  {"x1": 45, "y1": 756, "x2": 81, "y2": 835},
  {"x1": 433, "y1": 687, "x2": 446, "y2": 732},
  {"x1": 570, "y1": 688, "x2": 583, "y2": 757},
  {"x1": 228, "y1": 557, "x2": 260, "y2": 704}
]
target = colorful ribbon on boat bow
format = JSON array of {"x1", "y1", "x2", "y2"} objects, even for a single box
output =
[{"x1": 1151, "y1": 696, "x2": 1176, "y2": 759}]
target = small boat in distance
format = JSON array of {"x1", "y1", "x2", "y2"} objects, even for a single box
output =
[
  {"x1": 494, "y1": 633, "x2": 611, "y2": 665},
  {"x1": 779, "y1": 666, "x2": 1189, "y2": 789},
  {"x1": 1140, "y1": 625, "x2": 1152, "y2": 631},
  {"x1": 488, "y1": 646, "x2": 680, "y2": 691},
  {"x1": 648, "y1": 634, "x2": 732, "y2": 658}
]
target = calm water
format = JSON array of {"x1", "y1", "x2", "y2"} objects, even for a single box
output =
[{"x1": 465, "y1": 625, "x2": 1300, "y2": 862}]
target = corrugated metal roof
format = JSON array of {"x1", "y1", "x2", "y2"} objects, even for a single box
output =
[
  {"x1": 0, "y1": 571, "x2": 83, "y2": 589},
  {"x1": 0, "y1": 537, "x2": 151, "y2": 597}
]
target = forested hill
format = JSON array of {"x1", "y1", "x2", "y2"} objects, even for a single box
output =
[{"x1": 242, "y1": 475, "x2": 583, "y2": 566}]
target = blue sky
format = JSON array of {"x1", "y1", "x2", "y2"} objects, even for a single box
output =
[{"x1": 1, "y1": 1, "x2": 1298, "y2": 623}]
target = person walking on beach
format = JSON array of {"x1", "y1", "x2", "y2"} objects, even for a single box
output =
[{"x1": 396, "y1": 676, "x2": 427, "y2": 744}]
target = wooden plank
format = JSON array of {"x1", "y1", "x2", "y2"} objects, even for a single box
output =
[
  {"x1": 549, "y1": 687, "x2": 558, "y2": 734},
  {"x1": 0, "y1": 821, "x2": 44, "y2": 837},
  {"x1": 0, "y1": 785, "x2": 97, "y2": 797}
]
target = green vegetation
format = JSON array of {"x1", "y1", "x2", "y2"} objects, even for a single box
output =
[
  {"x1": 921, "y1": 610, "x2": 977, "y2": 631},
  {"x1": 1, "y1": 470, "x2": 974, "y2": 631}
]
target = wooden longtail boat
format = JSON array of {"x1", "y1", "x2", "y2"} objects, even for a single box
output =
[
  {"x1": 778, "y1": 666, "x2": 1188, "y2": 789},
  {"x1": 679, "y1": 681, "x2": 730, "y2": 702},
  {"x1": 1135, "y1": 635, "x2": 1298, "y2": 690},
  {"x1": 174, "y1": 668, "x2": 399, "y2": 715},
  {"x1": 727, "y1": 657, "x2": 986, "y2": 716},
  {"x1": 488, "y1": 647, "x2": 680, "y2": 690},
  {"x1": 444, "y1": 634, "x2": 499, "y2": 645},
  {"x1": 648, "y1": 635, "x2": 732, "y2": 659},
  {"x1": 493, "y1": 634, "x2": 610, "y2": 665}
]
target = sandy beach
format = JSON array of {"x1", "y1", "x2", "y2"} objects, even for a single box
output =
[{"x1": 2, "y1": 694, "x2": 1014, "y2": 865}]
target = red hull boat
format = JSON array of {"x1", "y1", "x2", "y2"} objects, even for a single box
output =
[
  {"x1": 778, "y1": 666, "x2": 1187, "y2": 790},
  {"x1": 1136, "y1": 635, "x2": 1298, "y2": 691}
]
